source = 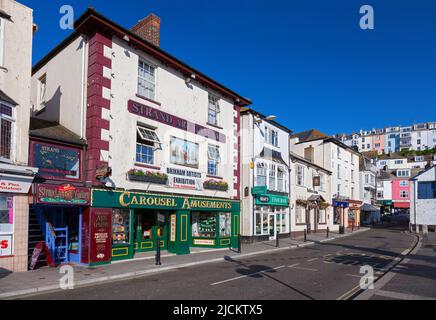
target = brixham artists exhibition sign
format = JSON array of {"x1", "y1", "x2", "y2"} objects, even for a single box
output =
[
  {"x1": 128, "y1": 100, "x2": 226, "y2": 143},
  {"x1": 92, "y1": 189, "x2": 239, "y2": 212}
]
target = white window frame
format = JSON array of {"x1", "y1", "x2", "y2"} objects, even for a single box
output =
[
  {"x1": 208, "y1": 94, "x2": 220, "y2": 126},
  {"x1": 255, "y1": 162, "x2": 267, "y2": 187},
  {"x1": 0, "y1": 101, "x2": 15, "y2": 163},
  {"x1": 136, "y1": 125, "x2": 159, "y2": 165},
  {"x1": 269, "y1": 164, "x2": 276, "y2": 190},
  {"x1": 277, "y1": 166, "x2": 285, "y2": 192},
  {"x1": 37, "y1": 74, "x2": 47, "y2": 112},
  {"x1": 296, "y1": 165, "x2": 304, "y2": 187},
  {"x1": 137, "y1": 59, "x2": 156, "y2": 100},
  {"x1": 0, "y1": 18, "x2": 4, "y2": 67},
  {"x1": 400, "y1": 190, "x2": 409, "y2": 198},
  {"x1": 207, "y1": 144, "x2": 220, "y2": 176}
]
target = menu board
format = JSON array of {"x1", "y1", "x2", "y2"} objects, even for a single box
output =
[
  {"x1": 89, "y1": 209, "x2": 112, "y2": 263},
  {"x1": 112, "y1": 209, "x2": 129, "y2": 244}
]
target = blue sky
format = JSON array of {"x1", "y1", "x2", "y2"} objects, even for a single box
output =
[{"x1": 21, "y1": 0, "x2": 436, "y2": 134}]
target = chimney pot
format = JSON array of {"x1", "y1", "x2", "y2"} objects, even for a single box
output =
[{"x1": 131, "y1": 14, "x2": 161, "y2": 47}]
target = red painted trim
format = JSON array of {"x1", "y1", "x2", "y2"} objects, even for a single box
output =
[
  {"x1": 0, "y1": 255, "x2": 14, "y2": 259},
  {"x1": 85, "y1": 32, "x2": 112, "y2": 185}
]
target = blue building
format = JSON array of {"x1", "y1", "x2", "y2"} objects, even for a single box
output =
[{"x1": 385, "y1": 127, "x2": 400, "y2": 154}]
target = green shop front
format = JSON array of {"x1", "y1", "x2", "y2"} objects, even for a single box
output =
[{"x1": 91, "y1": 189, "x2": 241, "y2": 262}]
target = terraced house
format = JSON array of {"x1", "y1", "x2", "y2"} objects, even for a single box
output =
[{"x1": 29, "y1": 8, "x2": 250, "y2": 266}]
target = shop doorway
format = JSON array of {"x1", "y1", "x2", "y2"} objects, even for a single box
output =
[
  {"x1": 133, "y1": 210, "x2": 169, "y2": 253},
  {"x1": 268, "y1": 213, "x2": 276, "y2": 240},
  {"x1": 31, "y1": 206, "x2": 82, "y2": 265}
]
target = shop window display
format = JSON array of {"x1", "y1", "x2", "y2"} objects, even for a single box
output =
[
  {"x1": 219, "y1": 212, "x2": 231, "y2": 237},
  {"x1": 192, "y1": 212, "x2": 216, "y2": 238},
  {"x1": 112, "y1": 209, "x2": 130, "y2": 244}
]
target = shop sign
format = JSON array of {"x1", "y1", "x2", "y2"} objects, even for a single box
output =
[
  {"x1": 333, "y1": 200, "x2": 349, "y2": 208},
  {"x1": 313, "y1": 176, "x2": 321, "y2": 187},
  {"x1": 166, "y1": 167, "x2": 202, "y2": 190},
  {"x1": 128, "y1": 100, "x2": 226, "y2": 143},
  {"x1": 0, "y1": 176, "x2": 32, "y2": 194},
  {"x1": 89, "y1": 209, "x2": 112, "y2": 263},
  {"x1": 251, "y1": 186, "x2": 267, "y2": 195},
  {"x1": 30, "y1": 141, "x2": 81, "y2": 180},
  {"x1": 170, "y1": 215, "x2": 176, "y2": 242},
  {"x1": 254, "y1": 193, "x2": 289, "y2": 206},
  {"x1": 36, "y1": 184, "x2": 91, "y2": 205},
  {"x1": 92, "y1": 190, "x2": 240, "y2": 212},
  {"x1": 193, "y1": 239, "x2": 215, "y2": 246},
  {"x1": 0, "y1": 234, "x2": 12, "y2": 256}
]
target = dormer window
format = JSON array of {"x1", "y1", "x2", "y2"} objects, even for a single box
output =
[{"x1": 397, "y1": 169, "x2": 410, "y2": 178}]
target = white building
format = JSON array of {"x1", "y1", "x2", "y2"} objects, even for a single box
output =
[
  {"x1": 0, "y1": 0, "x2": 38, "y2": 272},
  {"x1": 240, "y1": 109, "x2": 291, "y2": 242},
  {"x1": 290, "y1": 129, "x2": 361, "y2": 232},
  {"x1": 359, "y1": 156, "x2": 380, "y2": 225},
  {"x1": 411, "y1": 123, "x2": 429, "y2": 151},
  {"x1": 30, "y1": 9, "x2": 251, "y2": 261},
  {"x1": 410, "y1": 165, "x2": 436, "y2": 233},
  {"x1": 289, "y1": 151, "x2": 332, "y2": 236}
]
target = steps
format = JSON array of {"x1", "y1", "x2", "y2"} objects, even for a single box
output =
[{"x1": 27, "y1": 209, "x2": 48, "y2": 270}]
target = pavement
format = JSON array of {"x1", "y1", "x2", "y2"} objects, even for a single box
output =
[
  {"x1": 17, "y1": 225, "x2": 416, "y2": 300},
  {"x1": 0, "y1": 227, "x2": 368, "y2": 299},
  {"x1": 355, "y1": 232, "x2": 436, "y2": 300}
]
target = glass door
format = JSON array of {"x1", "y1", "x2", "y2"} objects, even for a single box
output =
[{"x1": 268, "y1": 213, "x2": 276, "y2": 240}]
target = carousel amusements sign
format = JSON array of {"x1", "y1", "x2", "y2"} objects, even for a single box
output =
[{"x1": 92, "y1": 190, "x2": 240, "y2": 212}]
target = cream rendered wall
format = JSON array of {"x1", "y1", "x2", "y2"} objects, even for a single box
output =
[
  {"x1": 107, "y1": 36, "x2": 236, "y2": 198},
  {"x1": 240, "y1": 114, "x2": 254, "y2": 236},
  {"x1": 289, "y1": 159, "x2": 334, "y2": 233},
  {"x1": 0, "y1": 0, "x2": 33, "y2": 272},
  {"x1": 0, "y1": 0, "x2": 33, "y2": 165},
  {"x1": 31, "y1": 36, "x2": 88, "y2": 138}
]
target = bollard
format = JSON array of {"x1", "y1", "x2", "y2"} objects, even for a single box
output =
[
  {"x1": 326, "y1": 227, "x2": 329, "y2": 238},
  {"x1": 155, "y1": 237, "x2": 161, "y2": 266},
  {"x1": 276, "y1": 231, "x2": 279, "y2": 248},
  {"x1": 238, "y1": 234, "x2": 242, "y2": 254},
  {"x1": 352, "y1": 222, "x2": 354, "y2": 232},
  {"x1": 304, "y1": 229, "x2": 307, "y2": 242}
]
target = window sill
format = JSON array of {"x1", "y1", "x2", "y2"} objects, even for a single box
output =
[
  {"x1": 206, "y1": 174, "x2": 223, "y2": 180},
  {"x1": 134, "y1": 163, "x2": 161, "y2": 170},
  {"x1": 136, "y1": 94, "x2": 161, "y2": 106},
  {"x1": 206, "y1": 122, "x2": 223, "y2": 130},
  {"x1": 0, "y1": 255, "x2": 14, "y2": 259}
]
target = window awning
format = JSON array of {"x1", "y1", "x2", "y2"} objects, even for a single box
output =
[
  {"x1": 361, "y1": 203, "x2": 379, "y2": 212},
  {"x1": 260, "y1": 148, "x2": 287, "y2": 166},
  {"x1": 308, "y1": 195, "x2": 326, "y2": 202}
]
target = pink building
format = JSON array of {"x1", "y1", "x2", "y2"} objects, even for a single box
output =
[
  {"x1": 371, "y1": 133, "x2": 386, "y2": 155},
  {"x1": 391, "y1": 177, "x2": 410, "y2": 211}
]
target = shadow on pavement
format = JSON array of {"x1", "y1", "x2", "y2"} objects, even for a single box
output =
[{"x1": 223, "y1": 256, "x2": 315, "y2": 300}]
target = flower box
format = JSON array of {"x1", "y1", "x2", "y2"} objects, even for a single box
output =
[
  {"x1": 203, "y1": 180, "x2": 229, "y2": 191},
  {"x1": 127, "y1": 169, "x2": 168, "y2": 185}
]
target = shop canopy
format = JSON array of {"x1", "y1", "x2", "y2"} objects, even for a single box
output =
[
  {"x1": 393, "y1": 202, "x2": 410, "y2": 209},
  {"x1": 361, "y1": 203, "x2": 379, "y2": 212},
  {"x1": 308, "y1": 195, "x2": 326, "y2": 202}
]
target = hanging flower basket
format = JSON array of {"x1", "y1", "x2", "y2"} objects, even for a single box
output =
[
  {"x1": 319, "y1": 202, "x2": 331, "y2": 210},
  {"x1": 127, "y1": 169, "x2": 168, "y2": 185},
  {"x1": 203, "y1": 179, "x2": 229, "y2": 191},
  {"x1": 296, "y1": 199, "x2": 308, "y2": 207}
]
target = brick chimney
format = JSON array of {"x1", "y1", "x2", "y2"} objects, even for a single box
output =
[{"x1": 131, "y1": 14, "x2": 161, "y2": 47}]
